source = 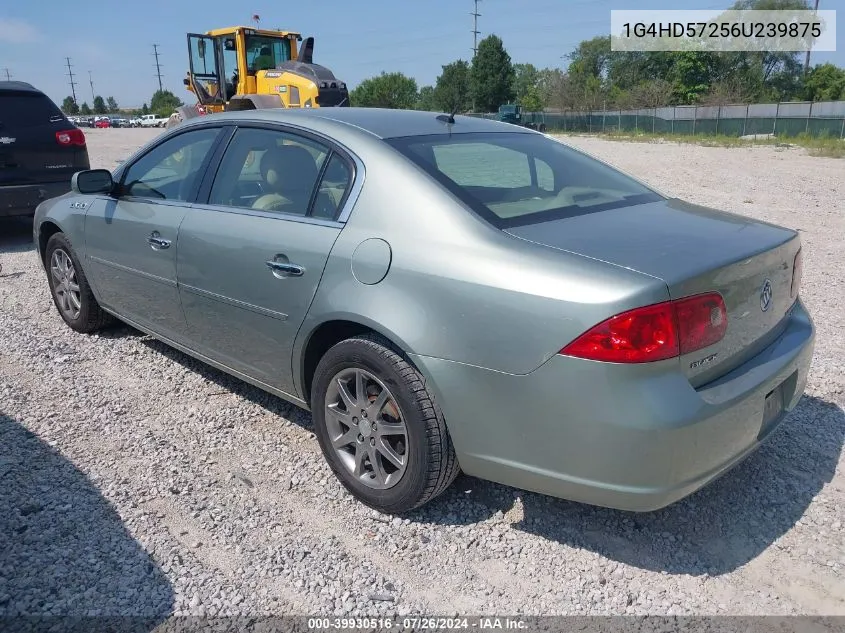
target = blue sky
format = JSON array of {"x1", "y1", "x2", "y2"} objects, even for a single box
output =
[{"x1": 1, "y1": 0, "x2": 843, "y2": 109}]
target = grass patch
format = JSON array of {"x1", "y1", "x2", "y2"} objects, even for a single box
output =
[{"x1": 553, "y1": 130, "x2": 845, "y2": 158}]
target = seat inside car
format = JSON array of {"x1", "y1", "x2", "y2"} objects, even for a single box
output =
[{"x1": 252, "y1": 145, "x2": 338, "y2": 218}]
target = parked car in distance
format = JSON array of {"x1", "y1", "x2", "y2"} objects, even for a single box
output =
[
  {"x1": 0, "y1": 81, "x2": 90, "y2": 218},
  {"x1": 32, "y1": 108, "x2": 814, "y2": 515},
  {"x1": 110, "y1": 116, "x2": 129, "y2": 128},
  {"x1": 139, "y1": 113, "x2": 168, "y2": 128},
  {"x1": 93, "y1": 117, "x2": 110, "y2": 128}
]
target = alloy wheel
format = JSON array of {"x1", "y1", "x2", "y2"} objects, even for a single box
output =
[{"x1": 324, "y1": 368, "x2": 409, "y2": 490}]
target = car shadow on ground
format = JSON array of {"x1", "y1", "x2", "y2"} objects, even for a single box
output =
[
  {"x1": 130, "y1": 326, "x2": 842, "y2": 577},
  {"x1": 0, "y1": 217, "x2": 35, "y2": 258},
  {"x1": 139, "y1": 338, "x2": 308, "y2": 427},
  {"x1": 0, "y1": 412, "x2": 174, "y2": 622}
]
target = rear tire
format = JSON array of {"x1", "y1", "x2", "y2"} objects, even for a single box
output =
[
  {"x1": 45, "y1": 232, "x2": 113, "y2": 334},
  {"x1": 311, "y1": 333, "x2": 460, "y2": 514}
]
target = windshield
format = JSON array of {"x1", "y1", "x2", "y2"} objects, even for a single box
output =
[
  {"x1": 245, "y1": 35, "x2": 292, "y2": 72},
  {"x1": 386, "y1": 132, "x2": 663, "y2": 229}
]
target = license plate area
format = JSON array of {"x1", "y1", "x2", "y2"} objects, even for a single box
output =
[{"x1": 758, "y1": 382, "x2": 785, "y2": 440}]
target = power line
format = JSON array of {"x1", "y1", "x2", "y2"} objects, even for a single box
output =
[
  {"x1": 152, "y1": 44, "x2": 164, "y2": 92},
  {"x1": 65, "y1": 57, "x2": 78, "y2": 103},
  {"x1": 471, "y1": 0, "x2": 482, "y2": 58}
]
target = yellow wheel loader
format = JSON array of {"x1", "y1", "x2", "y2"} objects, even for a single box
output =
[{"x1": 171, "y1": 25, "x2": 349, "y2": 127}]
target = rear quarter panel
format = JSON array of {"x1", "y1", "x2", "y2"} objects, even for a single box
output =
[{"x1": 294, "y1": 138, "x2": 671, "y2": 386}]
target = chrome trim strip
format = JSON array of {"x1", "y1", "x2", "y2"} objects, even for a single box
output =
[
  {"x1": 180, "y1": 283, "x2": 289, "y2": 321},
  {"x1": 88, "y1": 255, "x2": 177, "y2": 287}
]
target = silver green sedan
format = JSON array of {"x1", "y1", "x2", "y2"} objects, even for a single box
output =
[{"x1": 32, "y1": 108, "x2": 814, "y2": 514}]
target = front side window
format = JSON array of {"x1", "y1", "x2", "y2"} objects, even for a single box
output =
[
  {"x1": 120, "y1": 127, "x2": 220, "y2": 201},
  {"x1": 208, "y1": 127, "x2": 332, "y2": 216},
  {"x1": 387, "y1": 132, "x2": 663, "y2": 228}
]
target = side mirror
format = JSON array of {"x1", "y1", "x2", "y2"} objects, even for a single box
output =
[{"x1": 72, "y1": 169, "x2": 114, "y2": 195}]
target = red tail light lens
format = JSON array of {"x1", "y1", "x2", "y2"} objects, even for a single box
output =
[
  {"x1": 559, "y1": 292, "x2": 727, "y2": 364},
  {"x1": 791, "y1": 248, "x2": 803, "y2": 299},
  {"x1": 56, "y1": 128, "x2": 86, "y2": 147},
  {"x1": 675, "y1": 293, "x2": 727, "y2": 355},
  {"x1": 560, "y1": 302, "x2": 679, "y2": 363}
]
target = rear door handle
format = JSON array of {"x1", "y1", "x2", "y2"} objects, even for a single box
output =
[
  {"x1": 147, "y1": 231, "x2": 171, "y2": 249},
  {"x1": 266, "y1": 261, "x2": 305, "y2": 277}
]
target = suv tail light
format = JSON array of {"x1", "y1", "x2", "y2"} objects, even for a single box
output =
[
  {"x1": 56, "y1": 128, "x2": 86, "y2": 147},
  {"x1": 791, "y1": 248, "x2": 803, "y2": 299},
  {"x1": 559, "y1": 292, "x2": 727, "y2": 364}
]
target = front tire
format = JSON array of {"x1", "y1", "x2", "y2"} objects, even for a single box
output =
[
  {"x1": 311, "y1": 333, "x2": 460, "y2": 514},
  {"x1": 45, "y1": 232, "x2": 113, "y2": 333}
]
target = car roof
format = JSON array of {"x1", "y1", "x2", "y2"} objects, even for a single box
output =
[
  {"x1": 202, "y1": 107, "x2": 534, "y2": 140},
  {"x1": 0, "y1": 81, "x2": 41, "y2": 94}
]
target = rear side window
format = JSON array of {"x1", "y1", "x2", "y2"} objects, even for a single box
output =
[
  {"x1": 0, "y1": 91, "x2": 65, "y2": 129},
  {"x1": 387, "y1": 132, "x2": 663, "y2": 229}
]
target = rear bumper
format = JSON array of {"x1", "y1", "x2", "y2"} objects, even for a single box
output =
[
  {"x1": 0, "y1": 181, "x2": 72, "y2": 217},
  {"x1": 411, "y1": 299, "x2": 815, "y2": 512}
]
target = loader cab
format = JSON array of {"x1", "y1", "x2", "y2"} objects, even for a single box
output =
[{"x1": 186, "y1": 27, "x2": 301, "y2": 109}]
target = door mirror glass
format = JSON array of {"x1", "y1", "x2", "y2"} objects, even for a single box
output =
[{"x1": 72, "y1": 169, "x2": 114, "y2": 195}]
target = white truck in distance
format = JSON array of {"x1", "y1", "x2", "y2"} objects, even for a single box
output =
[{"x1": 138, "y1": 114, "x2": 169, "y2": 128}]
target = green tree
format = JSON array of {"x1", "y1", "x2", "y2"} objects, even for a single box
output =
[
  {"x1": 61, "y1": 96, "x2": 79, "y2": 115},
  {"x1": 804, "y1": 63, "x2": 845, "y2": 101},
  {"x1": 415, "y1": 86, "x2": 437, "y2": 111},
  {"x1": 79, "y1": 102, "x2": 92, "y2": 115},
  {"x1": 433, "y1": 60, "x2": 472, "y2": 113},
  {"x1": 92, "y1": 95, "x2": 107, "y2": 114},
  {"x1": 470, "y1": 35, "x2": 516, "y2": 112},
  {"x1": 150, "y1": 90, "x2": 183, "y2": 117},
  {"x1": 141, "y1": 103, "x2": 150, "y2": 115},
  {"x1": 567, "y1": 36, "x2": 612, "y2": 80},
  {"x1": 350, "y1": 72, "x2": 418, "y2": 109},
  {"x1": 512, "y1": 63, "x2": 540, "y2": 102},
  {"x1": 106, "y1": 96, "x2": 119, "y2": 113},
  {"x1": 518, "y1": 88, "x2": 544, "y2": 112}
]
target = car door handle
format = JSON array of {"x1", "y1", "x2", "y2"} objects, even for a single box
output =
[
  {"x1": 147, "y1": 232, "x2": 171, "y2": 249},
  {"x1": 266, "y1": 261, "x2": 305, "y2": 277}
]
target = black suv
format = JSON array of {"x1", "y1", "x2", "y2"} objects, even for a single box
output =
[{"x1": 0, "y1": 81, "x2": 90, "y2": 218}]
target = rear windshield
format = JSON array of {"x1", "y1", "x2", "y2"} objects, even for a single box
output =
[
  {"x1": 0, "y1": 91, "x2": 65, "y2": 129},
  {"x1": 386, "y1": 132, "x2": 663, "y2": 228}
]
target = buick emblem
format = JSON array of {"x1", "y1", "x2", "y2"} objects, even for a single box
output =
[{"x1": 760, "y1": 279, "x2": 773, "y2": 312}]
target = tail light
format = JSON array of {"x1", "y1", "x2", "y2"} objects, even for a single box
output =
[
  {"x1": 56, "y1": 129, "x2": 86, "y2": 147},
  {"x1": 559, "y1": 292, "x2": 727, "y2": 364},
  {"x1": 791, "y1": 248, "x2": 803, "y2": 299}
]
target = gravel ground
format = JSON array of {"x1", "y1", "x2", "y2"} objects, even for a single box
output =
[{"x1": 0, "y1": 128, "x2": 843, "y2": 618}]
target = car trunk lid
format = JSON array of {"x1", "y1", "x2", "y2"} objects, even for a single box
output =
[
  {"x1": 505, "y1": 198, "x2": 801, "y2": 385},
  {"x1": 0, "y1": 89, "x2": 88, "y2": 186}
]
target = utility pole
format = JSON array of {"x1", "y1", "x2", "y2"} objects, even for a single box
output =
[
  {"x1": 2, "y1": 68, "x2": 10, "y2": 81},
  {"x1": 152, "y1": 44, "x2": 164, "y2": 92},
  {"x1": 804, "y1": 0, "x2": 820, "y2": 74},
  {"x1": 88, "y1": 70, "x2": 95, "y2": 101},
  {"x1": 65, "y1": 57, "x2": 78, "y2": 103},
  {"x1": 471, "y1": 0, "x2": 482, "y2": 58}
]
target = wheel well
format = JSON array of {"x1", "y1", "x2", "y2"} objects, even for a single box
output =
[
  {"x1": 301, "y1": 320, "x2": 376, "y2": 404},
  {"x1": 38, "y1": 221, "x2": 62, "y2": 264}
]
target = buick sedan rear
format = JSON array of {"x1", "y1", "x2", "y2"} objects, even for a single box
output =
[{"x1": 33, "y1": 108, "x2": 814, "y2": 514}]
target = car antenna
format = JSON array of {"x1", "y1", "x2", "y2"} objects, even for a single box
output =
[{"x1": 436, "y1": 104, "x2": 462, "y2": 126}]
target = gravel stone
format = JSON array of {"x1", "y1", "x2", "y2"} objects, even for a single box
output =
[{"x1": 0, "y1": 129, "x2": 842, "y2": 617}]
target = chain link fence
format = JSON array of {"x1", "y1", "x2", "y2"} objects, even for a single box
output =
[{"x1": 473, "y1": 100, "x2": 845, "y2": 138}]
